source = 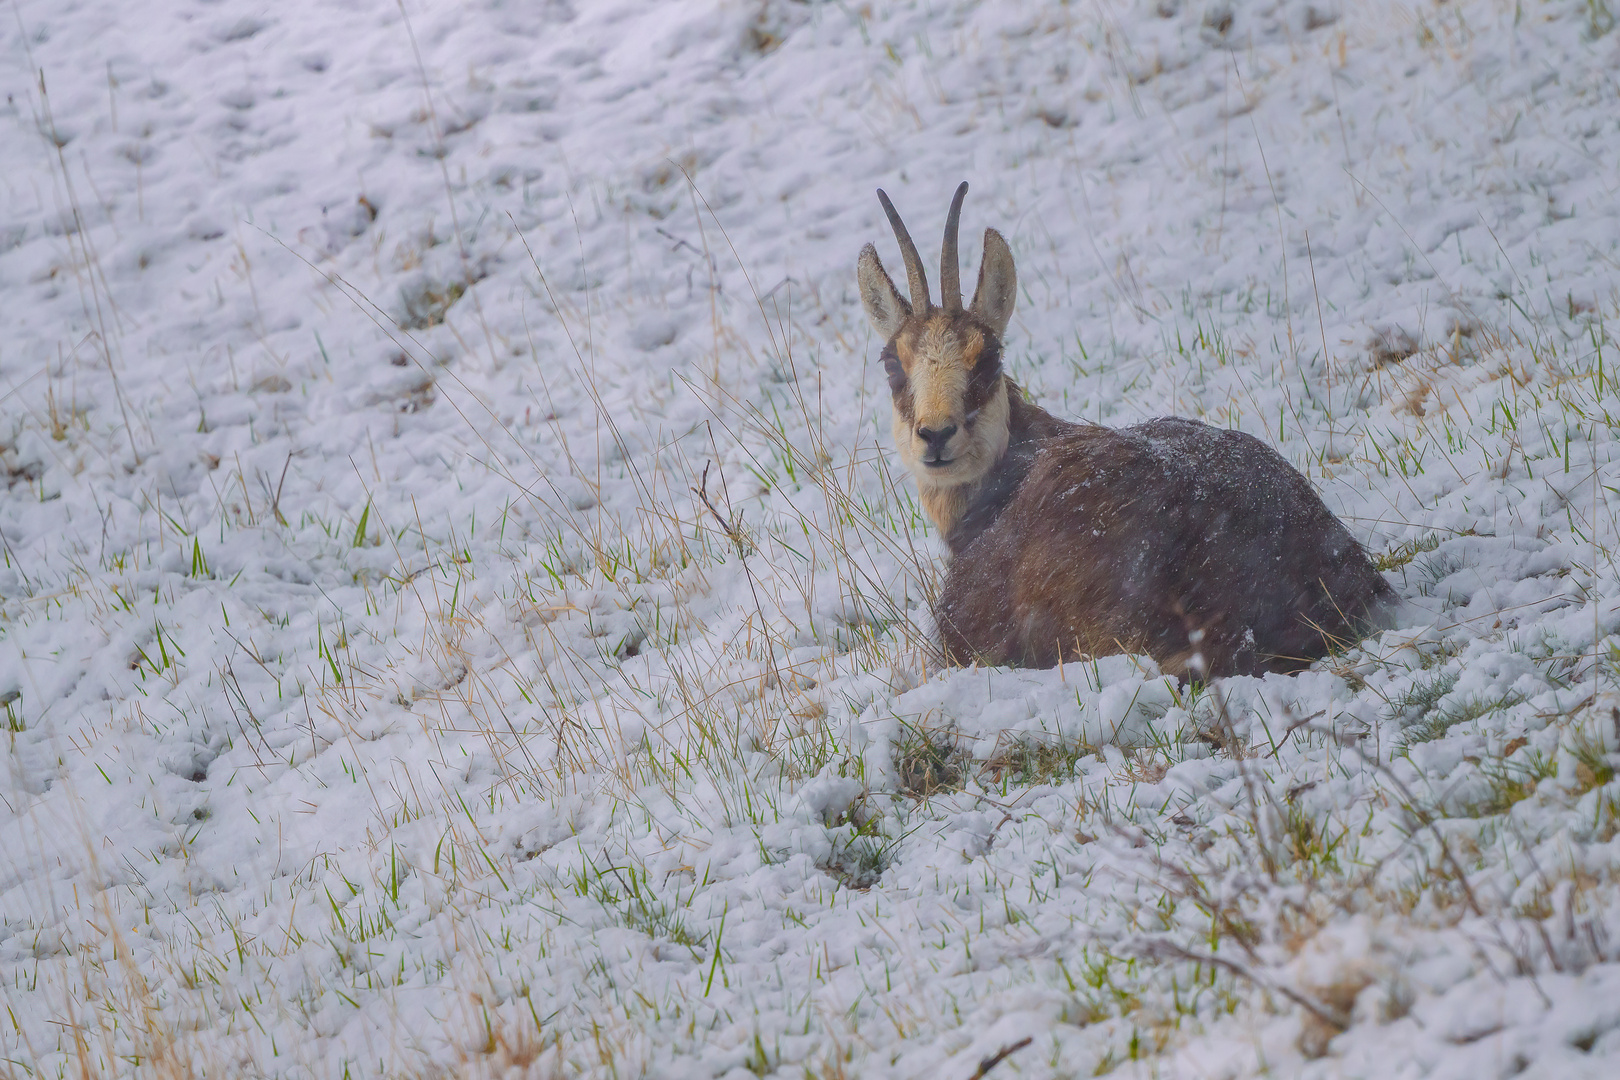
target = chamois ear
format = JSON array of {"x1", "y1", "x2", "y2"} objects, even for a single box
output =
[
  {"x1": 857, "y1": 243, "x2": 911, "y2": 340},
  {"x1": 970, "y1": 228, "x2": 1016, "y2": 338}
]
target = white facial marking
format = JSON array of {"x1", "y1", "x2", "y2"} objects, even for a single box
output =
[
  {"x1": 885, "y1": 317, "x2": 1011, "y2": 537},
  {"x1": 894, "y1": 362, "x2": 1008, "y2": 491}
]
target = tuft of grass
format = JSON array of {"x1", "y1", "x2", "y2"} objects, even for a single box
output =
[
  {"x1": 893, "y1": 719, "x2": 968, "y2": 798},
  {"x1": 1401, "y1": 689, "x2": 1523, "y2": 746},
  {"x1": 398, "y1": 278, "x2": 466, "y2": 329},
  {"x1": 1588, "y1": 0, "x2": 1616, "y2": 40},
  {"x1": 1281, "y1": 802, "x2": 1347, "y2": 878},
  {"x1": 980, "y1": 733, "x2": 1098, "y2": 788},
  {"x1": 1412, "y1": 548, "x2": 1472, "y2": 597},
  {"x1": 1467, "y1": 749, "x2": 1554, "y2": 817},
  {"x1": 589, "y1": 860, "x2": 708, "y2": 953},
  {"x1": 820, "y1": 809, "x2": 895, "y2": 890},
  {"x1": 1568, "y1": 725, "x2": 1618, "y2": 796},
  {"x1": 1372, "y1": 532, "x2": 1440, "y2": 572},
  {"x1": 1380, "y1": 669, "x2": 1459, "y2": 729}
]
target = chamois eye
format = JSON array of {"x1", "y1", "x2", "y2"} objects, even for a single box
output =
[{"x1": 882, "y1": 354, "x2": 906, "y2": 392}]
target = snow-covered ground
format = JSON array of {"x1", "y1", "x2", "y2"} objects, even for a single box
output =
[{"x1": 4, "y1": 0, "x2": 1620, "y2": 1075}]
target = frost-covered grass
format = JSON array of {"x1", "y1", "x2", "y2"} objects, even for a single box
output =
[{"x1": 5, "y1": 0, "x2": 1620, "y2": 1076}]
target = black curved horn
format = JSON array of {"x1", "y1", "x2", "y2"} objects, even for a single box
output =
[
  {"x1": 940, "y1": 181, "x2": 968, "y2": 315},
  {"x1": 877, "y1": 189, "x2": 931, "y2": 314}
]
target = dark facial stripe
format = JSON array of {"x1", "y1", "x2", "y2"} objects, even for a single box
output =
[
  {"x1": 880, "y1": 344, "x2": 907, "y2": 392},
  {"x1": 963, "y1": 340, "x2": 1003, "y2": 416},
  {"x1": 879, "y1": 343, "x2": 915, "y2": 420}
]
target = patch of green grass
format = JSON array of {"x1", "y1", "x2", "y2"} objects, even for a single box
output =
[
  {"x1": 1588, "y1": 0, "x2": 1616, "y2": 40},
  {"x1": 821, "y1": 812, "x2": 895, "y2": 890},
  {"x1": 1402, "y1": 689, "x2": 1523, "y2": 746},
  {"x1": 1569, "y1": 727, "x2": 1617, "y2": 796},
  {"x1": 980, "y1": 734, "x2": 1097, "y2": 789},
  {"x1": 1372, "y1": 532, "x2": 1441, "y2": 572},
  {"x1": 1468, "y1": 749, "x2": 1554, "y2": 817},
  {"x1": 1059, "y1": 948, "x2": 1145, "y2": 1024},
  {"x1": 1412, "y1": 549, "x2": 1472, "y2": 598},
  {"x1": 570, "y1": 857, "x2": 707, "y2": 952},
  {"x1": 1282, "y1": 803, "x2": 1348, "y2": 877},
  {"x1": 1381, "y1": 669, "x2": 1459, "y2": 728},
  {"x1": 399, "y1": 278, "x2": 466, "y2": 330},
  {"x1": 893, "y1": 719, "x2": 967, "y2": 798}
]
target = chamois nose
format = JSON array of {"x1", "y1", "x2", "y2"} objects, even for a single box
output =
[{"x1": 916, "y1": 423, "x2": 958, "y2": 459}]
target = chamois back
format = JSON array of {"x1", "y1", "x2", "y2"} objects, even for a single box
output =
[{"x1": 936, "y1": 406, "x2": 1396, "y2": 677}]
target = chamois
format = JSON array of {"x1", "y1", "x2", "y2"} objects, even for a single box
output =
[{"x1": 856, "y1": 183, "x2": 1397, "y2": 678}]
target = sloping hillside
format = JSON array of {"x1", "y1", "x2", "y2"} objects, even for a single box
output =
[{"x1": 3, "y1": 1, "x2": 1620, "y2": 1075}]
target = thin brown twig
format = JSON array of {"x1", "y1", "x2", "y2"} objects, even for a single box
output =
[
  {"x1": 691, "y1": 461, "x2": 746, "y2": 556},
  {"x1": 967, "y1": 1036, "x2": 1032, "y2": 1079},
  {"x1": 1131, "y1": 939, "x2": 1351, "y2": 1033}
]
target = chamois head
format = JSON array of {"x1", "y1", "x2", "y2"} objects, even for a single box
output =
[{"x1": 857, "y1": 182, "x2": 1018, "y2": 497}]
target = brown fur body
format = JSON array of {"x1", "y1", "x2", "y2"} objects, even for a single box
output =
[
  {"x1": 935, "y1": 389, "x2": 1396, "y2": 677},
  {"x1": 856, "y1": 183, "x2": 1395, "y2": 678}
]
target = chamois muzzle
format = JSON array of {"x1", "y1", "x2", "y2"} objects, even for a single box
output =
[{"x1": 917, "y1": 424, "x2": 958, "y2": 466}]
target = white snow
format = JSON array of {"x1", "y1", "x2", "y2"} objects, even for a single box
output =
[{"x1": 3, "y1": 0, "x2": 1620, "y2": 1075}]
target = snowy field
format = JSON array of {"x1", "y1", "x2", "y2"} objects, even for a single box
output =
[{"x1": 4, "y1": 0, "x2": 1620, "y2": 1075}]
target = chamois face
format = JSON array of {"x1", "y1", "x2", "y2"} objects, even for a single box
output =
[
  {"x1": 879, "y1": 313, "x2": 1009, "y2": 489},
  {"x1": 857, "y1": 182, "x2": 1018, "y2": 496}
]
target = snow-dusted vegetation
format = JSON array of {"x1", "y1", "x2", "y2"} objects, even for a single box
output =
[{"x1": 4, "y1": 0, "x2": 1620, "y2": 1075}]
